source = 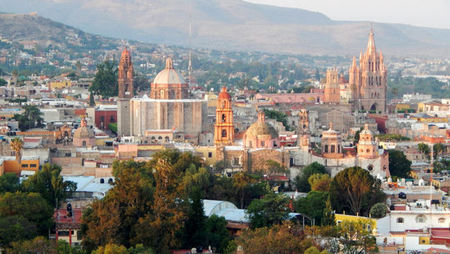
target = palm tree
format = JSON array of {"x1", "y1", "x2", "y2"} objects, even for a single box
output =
[{"x1": 10, "y1": 137, "x2": 24, "y2": 168}]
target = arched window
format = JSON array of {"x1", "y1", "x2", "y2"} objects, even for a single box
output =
[
  {"x1": 368, "y1": 165, "x2": 374, "y2": 171},
  {"x1": 221, "y1": 129, "x2": 227, "y2": 138},
  {"x1": 108, "y1": 178, "x2": 113, "y2": 184},
  {"x1": 100, "y1": 178, "x2": 105, "y2": 184},
  {"x1": 397, "y1": 217, "x2": 404, "y2": 223},
  {"x1": 82, "y1": 140, "x2": 86, "y2": 147},
  {"x1": 222, "y1": 114, "x2": 226, "y2": 123},
  {"x1": 416, "y1": 215, "x2": 426, "y2": 223},
  {"x1": 331, "y1": 145, "x2": 335, "y2": 153},
  {"x1": 324, "y1": 145, "x2": 329, "y2": 153}
]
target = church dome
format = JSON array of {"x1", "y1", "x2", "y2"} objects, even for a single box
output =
[
  {"x1": 73, "y1": 118, "x2": 95, "y2": 139},
  {"x1": 245, "y1": 112, "x2": 278, "y2": 139},
  {"x1": 360, "y1": 124, "x2": 374, "y2": 136},
  {"x1": 153, "y1": 58, "x2": 185, "y2": 85}
]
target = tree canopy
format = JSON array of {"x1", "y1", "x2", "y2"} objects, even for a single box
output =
[
  {"x1": 388, "y1": 150, "x2": 412, "y2": 178},
  {"x1": 13, "y1": 105, "x2": 44, "y2": 131},
  {"x1": 247, "y1": 193, "x2": 290, "y2": 228},
  {"x1": 295, "y1": 162, "x2": 328, "y2": 192},
  {"x1": 89, "y1": 60, "x2": 118, "y2": 98},
  {"x1": 329, "y1": 167, "x2": 385, "y2": 216}
]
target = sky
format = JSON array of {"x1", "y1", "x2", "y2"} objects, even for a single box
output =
[{"x1": 245, "y1": 0, "x2": 450, "y2": 29}]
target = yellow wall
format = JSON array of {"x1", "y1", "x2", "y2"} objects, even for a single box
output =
[
  {"x1": 49, "y1": 80, "x2": 72, "y2": 90},
  {"x1": 195, "y1": 146, "x2": 217, "y2": 166},
  {"x1": 2, "y1": 158, "x2": 40, "y2": 175},
  {"x1": 395, "y1": 104, "x2": 410, "y2": 111}
]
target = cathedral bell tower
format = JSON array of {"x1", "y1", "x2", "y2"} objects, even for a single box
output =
[
  {"x1": 214, "y1": 87, "x2": 234, "y2": 146},
  {"x1": 117, "y1": 48, "x2": 133, "y2": 136}
]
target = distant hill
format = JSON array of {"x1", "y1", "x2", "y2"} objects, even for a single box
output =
[
  {"x1": 0, "y1": 13, "x2": 117, "y2": 50},
  {"x1": 1, "y1": 0, "x2": 450, "y2": 56}
]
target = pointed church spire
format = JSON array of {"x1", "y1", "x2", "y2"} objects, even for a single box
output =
[
  {"x1": 351, "y1": 56, "x2": 357, "y2": 70},
  {"x1": 366, "y1": 29, "x2": 376, "y2": 55}
]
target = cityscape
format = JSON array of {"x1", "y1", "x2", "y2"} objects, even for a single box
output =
[{"x1": 0, "y1": 0, "x2": 449, "y2": 253}]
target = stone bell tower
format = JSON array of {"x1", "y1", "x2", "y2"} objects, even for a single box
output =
[{"x1": 117, "y1": 48, "x2": 133, "y2": 136}]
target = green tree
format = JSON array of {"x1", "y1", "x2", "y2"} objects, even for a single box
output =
[
  {"x1": 0, "y1": 192, "x2": 53, "y2": 240},
  {"x1": 370, "y1": 203, "x2": 387, "y2": 218},
  {"x1": 89, "y1": 60, "x2": 118, "y2": 98},
  {"x1": 308, "y1": 174, "x2": 331, "y2": 192},
  {"x1": 205, "y1": 215, "x2": 231, "y2": 253},
  {"x1": 247, "y1": 193, "x2": 290, "y2": 228},
  {"x1": 0, "y1": 173, "x2": 21, "y2": 193},
  {"x1": 295, "y1": 162, "x2": 327, "y2": 192},
  {"x1": 13, "y1": 105, "x2": 44, "y2": 131},
  {"x1": 82, "y1": 160, "x2": 155, "y2": 250},
  {"x1": 338, "y1": 219, "x2": 377, "y2": 254},
  {"x1": 134, "y1": 73, "x2": 149, "y2": 93},
  {"x1": 418, "y1": 143, "x2": 431, "y2": 159},
  {"x1": 181, "y1": 189, "x2": 206, "y2": 249},
  {"x1": 388, "y1": 150, "x2": 412, "y2": 178},
  {"x1": 9, "y1": 236, "x2": 57, "y2": 254},
  {"x1": 233, "y1": 172, "x2": 256, "y2": 209},
  {"x1": 0, "y1": 78, "x2": 7, "y2": 86},
  {"x1": 0, "y1": 215, "x2": 37, "y2": 248},
  {"x1": 322, "y1": 198, "x2": 335, "y2": 226},
  {"x1": 329, "y1": 167, "x2": 385, "y2": 216},
  {"x1": 433, "y1": 143, "x2": 446, "y2": 159},
  {"x1": 433, "y1": 159, "x2": 450, "y2": 173},
  {"x1": 133, "y1": 159, "x2": 188, "y2": 253},
  {"x1": 295, "y1": 191, "x2": 328, "y2": 225},
  {"x1": 234, "y1": 222, "x2": 313, "y2": 254},
  {"x1": 22, "y1": 163, "x2": 77, "y2": 208}
]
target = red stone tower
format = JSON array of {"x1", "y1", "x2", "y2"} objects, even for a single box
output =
[
  {"x1": 117, "y1": 48, "x2": 133, "y2": 136},
  {"x1": 214, "y1": 87, "x2": 234, "y2": 145},
  {"x1": 324, "y1": 68, "x2": 340, "y2": 104}
]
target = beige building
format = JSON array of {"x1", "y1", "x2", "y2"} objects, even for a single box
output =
[{"x1": 129, "y1": 58, "x2": 208, "y2": 143}]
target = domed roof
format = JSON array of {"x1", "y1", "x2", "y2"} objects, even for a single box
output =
[
  {"x1": 360, "y1": 124, "x2": 374, "y2": 136},
  {"x1": 322, "y1": 122, "x2": 339, "y2": 137},
  {"x1": 73, "y1": 117, "x2": 95, "y2": 139},
  {"x1": 153, "y1": 58, "x2": 185, "y2": 85},
  {"x1": 218, "y1": 87, "x2": 231, "y2": 100},
  {"x1": 245, "y1": 112, "x2": 278, "y2": 138}
]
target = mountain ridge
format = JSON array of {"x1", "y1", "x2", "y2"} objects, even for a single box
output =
[{"x1": 1, "y1": 0, "x2": 450, "y2": 56}]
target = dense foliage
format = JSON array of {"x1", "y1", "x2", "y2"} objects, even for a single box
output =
[
  {"x1": 89, "y1": 60, "x2": 118, "y2": 98},
  {"x1": 13, "y1": 105, "x2": 44, "y2": 131},
  {"x1": 329, "y1": 167, "x2": 385, "y2": 216},
  {"x1": 388, "y1": 150, "x2": 412, "y2": 178},
  {"x1": 294, "y1": 162, "x2": 328, "y2": 192}
]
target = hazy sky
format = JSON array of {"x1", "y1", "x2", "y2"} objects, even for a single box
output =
[{"x1": 245, "y1": 0, "x2": 450, "y2": 29}]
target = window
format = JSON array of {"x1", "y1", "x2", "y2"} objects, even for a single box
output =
[
  {"x1": 222, "y1": 129, "x2": 227, "y2": 138},
  {"x1": 21, "y1": 164, "x2": 28, "y2": 168},
  {"x1": 222, "y1": 114, "x2": 226, "y2": 123},
  {"x1": 397, "y1": 217, "x2": 404, "y2": 223},
  {"x1": 30, "y1": 164, "x2": 37, "y2": 168},
  {"x1": 368, "y1": 165, "x2": 374, "y2": 171},
  {"x1": 110, "y1": 116, "x2": 115, "y2": 122},
  {"x1": 438, "y1": 218, "x2": 446, "y2": 223},
  {"x1": 82, "y1": 141, "x2": 87, "y2": 147},
  {"x1": 100, "y1": 178, "x2": 105, "y2": 184},
  {"x1": 208, "y1": 152, "x2": 213, "y2": 158},
  {"x1": 261, "y1": 141, "x2": 265, "y2": 147},
  {"x1": 233, "y1": 157, "x2": 240, "y2": 166},
  {"x1": 325, "y1": 145, "x2": 329, "y2": 153},
  {"x1": 416, "y1": 215, "x2": 426, "y2": 223},
  {"x1": 331, "y1": 145, "x2": 335, "y2": 153}
]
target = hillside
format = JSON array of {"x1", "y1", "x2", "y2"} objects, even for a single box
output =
[{"x1": 1, "y1": 0, "x2": 450, "y2": 56}]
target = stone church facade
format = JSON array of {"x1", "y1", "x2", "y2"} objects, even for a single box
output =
[{"x1": 349, "y1": 30, "x2": 387, "y2": 114}]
